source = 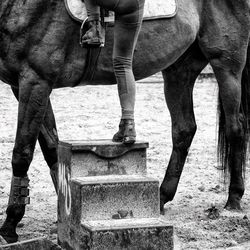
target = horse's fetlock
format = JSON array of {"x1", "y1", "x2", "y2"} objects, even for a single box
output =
[
  {"x1": 160, "y1": 177, "x2": 179, "y2": 202},
  {"x1": 6, "y1": 205, "x2": 25, "y2": 223},
  {"x1": 229, "y1": 185, "x2": 244, "y2": 198},
  {"x1": 0, "y1": 225, "x2": 18, "y2": 244},
  {"x1": 160, "y1": 188, "x2": 174, "y2": 204}
]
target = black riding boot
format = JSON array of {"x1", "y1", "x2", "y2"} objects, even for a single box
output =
[{"x1": 113, "y1": 119, "x2": 136, "y2": 144}]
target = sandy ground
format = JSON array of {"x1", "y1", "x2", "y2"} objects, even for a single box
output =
[{"x1": 0, "y1": 74, "x2": 250, "y2": 249}]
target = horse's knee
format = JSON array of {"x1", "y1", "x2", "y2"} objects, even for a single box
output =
[{"x1": 160, "y1": 178, "x2": 179, "y2": 202}]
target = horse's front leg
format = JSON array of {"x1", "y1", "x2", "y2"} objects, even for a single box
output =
[
  {"x1": 160, "y1": 43, "x2": 208, "y2": 212},
  {"x1": 0, "y1": 68, "x2": 51, "y2": 243},
  {"x1": 11, "y1": 87, "x2": 59, "y2": 194}
]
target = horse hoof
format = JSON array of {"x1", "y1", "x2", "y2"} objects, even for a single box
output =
[
  {"x1": 225, "y1": 202, "x2": 242, "y2": 211},
  {"x1": 0, "y1": 234, "x2": 18, "y2": 244},
  {"x1": 0, "y1": 230, "x2": 18, "y2": 244}
]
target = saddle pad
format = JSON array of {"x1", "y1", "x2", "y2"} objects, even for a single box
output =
[{"x1": 65, "y1": 0, "x2": 177, "y2": 23}]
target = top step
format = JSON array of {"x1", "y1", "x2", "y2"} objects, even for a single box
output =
[
  {"x1": 61, "y1": 140, "x2": 149, "y2": 157},
  {"x1": 58, "y1": 140, "x2": 149, "y2": 177}
]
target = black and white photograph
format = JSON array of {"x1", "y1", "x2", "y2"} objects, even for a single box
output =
[{"x1": 0, "y1": 0, "x2": 249, "y2": 249}]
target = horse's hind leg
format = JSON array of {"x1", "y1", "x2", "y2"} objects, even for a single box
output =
[
  {"x1": 0, "y1": 68, "x2": 52, "y2": 243},
  {"x1": 160, "y1": 42, "x2": 208, "y2": 212},
  {"x1": 198, "y1": 13, "x2": 249, "y2": 209},
  {"x1": 11, "y1": 87, "x2": 59, "y2": 193},
  {"x1": 210, "y1": 57, "x2": 247, "y2": 210}
]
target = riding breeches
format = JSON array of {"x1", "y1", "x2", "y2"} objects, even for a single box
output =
[{"x1": 85, "y1": 0, "x2": 145, "y2": 119}]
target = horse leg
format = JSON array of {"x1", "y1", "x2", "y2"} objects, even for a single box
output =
[
  {"x1": 11, "y1": 87, "x2": 59, "y2": 194},
  {"x1": 0, "y1": 69, "x2": 51, "y2": 243},
  {"x1": 197, "y1": 1, "x2": 250, "y2": 210},
  {"x1": 160, "y1": 42, "x2": 208, "y2": 212},
  {"x1": 211, "y1": 61, "x2": 247, "y2": 210}
]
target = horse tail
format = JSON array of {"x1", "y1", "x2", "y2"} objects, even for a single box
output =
[{"x1": 218, "y1": 44, "x2": 250, "y2": 178}]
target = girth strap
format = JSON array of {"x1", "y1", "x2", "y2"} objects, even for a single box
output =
[{"x1": 8, "y1": 176, "x2": 30, "y2": 205}]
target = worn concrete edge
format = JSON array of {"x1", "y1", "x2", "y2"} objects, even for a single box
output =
[
  {"x1": 82, "y1": 218, "x2": 173, "y2": 232},
  {"x1": 0, "y1": 237, "x2": 60, "y2": 250},
  {"x1": 59, "y1": 140, "x2": 149, "y2": 151},
  {"x1": 72, "y1": 175, "x2": 159, "y2": 185},
  {"x1": 59, "y1": 140, "x2": 149, "y2": 159}
]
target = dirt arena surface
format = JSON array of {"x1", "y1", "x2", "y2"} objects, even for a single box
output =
[{"x1": 0, "y1": 74, "x2": 250, "y2": 249}]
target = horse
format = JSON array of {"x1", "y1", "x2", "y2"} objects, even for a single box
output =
[{"x1": 0, "y1": 0, "x2": 249, "y2": 243}]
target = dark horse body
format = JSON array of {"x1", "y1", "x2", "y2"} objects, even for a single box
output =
[{"x1": 0, "y1": 0, "x2": 250, "y2": 243}]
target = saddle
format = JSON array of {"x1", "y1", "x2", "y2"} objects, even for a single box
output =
[
  {"x1": 65, "y1": 0, "x2": 177, "y2": 23},
  {"x1": 66, "y1": 0, "x2": 177, "y2": 45}
]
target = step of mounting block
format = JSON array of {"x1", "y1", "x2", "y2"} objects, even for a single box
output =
[
  {"x1": 58, "y1": 140, "x2": 148, "y2": 177},
  {"x1": 59, "y1": 218, "x2": 173, "y2": 250},
  {"x1": 71, "y1": 175, "x2": 160, "y2": 220}
]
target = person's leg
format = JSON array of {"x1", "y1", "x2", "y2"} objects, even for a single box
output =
[
  {"x1": 85, "y1": 0, "x2": 100, "y2": 21},
  {"x1": 81, "y1": 0, "x2": 104, "y2": 47},
  {"x1": 87, "y1": 0, "x2": 145, "y2": 143},
  {"x1": 111, "y1": 0, "x2": 145, "y2": 143}
]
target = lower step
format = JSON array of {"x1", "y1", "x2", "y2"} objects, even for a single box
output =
[{"x1": 58, "y1": 218, "x2": 174, "y2": 250}]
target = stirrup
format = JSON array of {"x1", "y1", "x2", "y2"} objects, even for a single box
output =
[{"x1": 80, "y1": 18, "x2": 105, "y2": 48}]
